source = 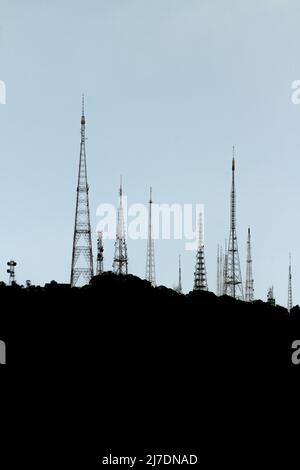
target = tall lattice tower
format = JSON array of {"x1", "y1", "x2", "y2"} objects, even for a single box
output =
[
  {"x1": 70, "y1": 95, "x2": 94, "y2": 287},
  {"x1": 145, "y1": 187, "x2": 155, "y2": 286},
  {"x1": 216, "y1": 245, "x2": 223, "y2": 296},
  {"x1": 288, "y1": 253, "x2": 293, "y2": 313},
  {"x1": 219, "y1": 245, "x2": 223, "y2": 295},
  {"x1": 96, "y1": 231, "x2": 104, "y2": 275},
  {"x1": 216, "y1": 245, "x2": 220, "y2": 296},
  {"x1": 113, "y1": 178, "x2": 128, "y2": 275},
  {"x1": 177, "y1": 255, "x2": 183, "y2": 294},
  {"x1": 224, "y1": 148, "x2": 244, "y2": 300},
  {"x1": 245, "y1": 227, "x2": 254, "y2": 302},
  {"x1": 223, "y1": 240, "x2": 228, "y2": 295},
  {"x1": 194, "y1": 212, "x2": 208, "y2": 291}
]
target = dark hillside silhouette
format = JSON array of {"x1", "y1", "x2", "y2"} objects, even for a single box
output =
[
  {"x1": 1, "y1": 271, "x2": 299, "y2": 372},
  {"x1": 1, "y1": 273, "x2": 299, "y2": 466}
]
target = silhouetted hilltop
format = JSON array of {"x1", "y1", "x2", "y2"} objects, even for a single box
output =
[
  {"x1": 1, "y1": 271, "x2": 299, "y2": 373},
  {"x1": 1, "y1": 270, "x2": 299, "y2": 317},
  {"x1": 1, "y1": 272, "x2": 299, "y2": 466}
]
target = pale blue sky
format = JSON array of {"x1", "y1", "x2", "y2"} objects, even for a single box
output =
[{"x1": 0, "y1": 0, "x2": 300, "y2": 305}]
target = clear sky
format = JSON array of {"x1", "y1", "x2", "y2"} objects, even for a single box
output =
[{"x1": 0, "y1": 0, "x2": 300, "y2": 306}]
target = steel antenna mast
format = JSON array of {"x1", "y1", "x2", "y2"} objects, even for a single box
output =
[
  {"x1": 96, "y1": 231, "x2": 104, "y2": 275},
  {"x1": 245, "y1": 227, "x2": 254, "y2": 302},
  {"x1": 193, "y1": 211, "x2": 208, "y2": 291},
  {"x1": 145, "y1": 187, "x2": 156, "y2": 286},
  {"x1": 225, "y1": 147, "x2": 244, "y2": 300},
  {"x1": 288, "y1": 253, "x2": 293, "y2": 313},
  {"x1": 223, "y1": 240, "x2": 228, "y2": 296},
  {"x1": 70, "y1": 95, "x2": 94, "y2": 286},
  {"x1": 177, "y1": 254, "x2": 182, "y2": 294},
  {"x1": 113, "y1": 177, "x2": 128, "y2": 275},
  {"x1": 219, "y1": 245, "x2": 223, "y2": 295},
  {"x1": 217, "y1": 245, "x2": 223, "y2": 296}
]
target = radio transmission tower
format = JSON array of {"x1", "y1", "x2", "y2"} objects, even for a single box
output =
[
  {"x1": 219, "y1": 245, "x2": 223, "y2": 295},
  {"x1": 96, "y1": 231, "x2": 104, "y2": 275},
  {"x1": 288, "y1": 253, "x2": 293, "y2": 313},
  {"x1": 245, "y1": 227, "x2": 254, "y2": 302},
  {"x1": 194, "y1": 211, "x2": 208, "y2": 291},
  {"x1": 70, "y1": 95, "x2": 94, "y2": 287},
  {"x1": 267, "y1": 286, "x2": 275, "y2": 306},
  {"x1": 216, "y1": 245, "x2": 223, "y2": 296},
  {"x1": 176, "y1": 255, "x2": 183, "y2": 294},
  {"x1": 145, "y1": 187, "x2": 155, "y2": 286},
  {"x1": 224, "y1": 148, "x2": 244, "y2": 300},
  {"x1": 7, "y1": 260, "x2": 17, "y2": 285},
  {"x1": 223, "y1": 240, "x2": 228, "y2": 295},
  {"x1": 113, "y1": 177, "x2": 128, "y2": 275}
]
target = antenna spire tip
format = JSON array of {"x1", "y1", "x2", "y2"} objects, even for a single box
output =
[{"x1": 81, "y1": 94, "x2": 85, "y2": 124}]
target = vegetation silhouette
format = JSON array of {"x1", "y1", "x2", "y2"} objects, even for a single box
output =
[
  {"x1": 1, "y1": 273, "x2": 299, "y2": 465},
  {"x1": 1, "y1": 272, "x2": 299, "y2": 372}
]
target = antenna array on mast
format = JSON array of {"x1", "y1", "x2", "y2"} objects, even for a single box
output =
[{"x1": 70, "y1": 95, "x2": 94, "y2": 287}]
